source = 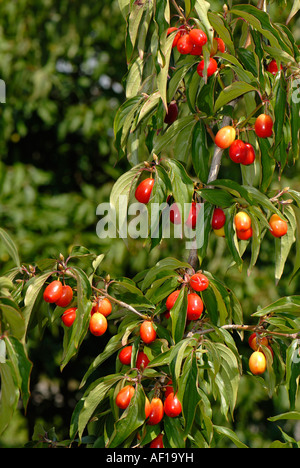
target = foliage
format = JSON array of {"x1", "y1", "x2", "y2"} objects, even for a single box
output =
[{"x1": 0, "y1": 0, "x2": 300, "y2": 449}]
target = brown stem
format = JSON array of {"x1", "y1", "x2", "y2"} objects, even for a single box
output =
[{"x1": 92, "y1": 285, "x2": 148, "y2": 319}]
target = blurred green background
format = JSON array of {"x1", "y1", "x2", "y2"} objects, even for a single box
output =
[{"x1": 0, "y1": 0, "x2": 299, "y2": 448}]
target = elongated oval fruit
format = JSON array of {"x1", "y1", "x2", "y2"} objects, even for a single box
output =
[
  {"x1": 43, "y1": 280, "x2": 63, "y2": 303},
  {"x1": 215, "y1": 126, "x2": 236, "y2": 149},
  {"x1": 135, "y1": 178, "x2": 154, "y2": 204}
]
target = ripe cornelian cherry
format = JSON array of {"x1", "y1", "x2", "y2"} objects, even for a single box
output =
[
  {"x1": 147, "y1": 397, "x2": 164, "y2": 425},
  {"x1": 254, "y1": 114, "x2": 273, "y2": 138},
  {"x1": 267, "y1": 59, "x2": 282, "y2": 75},
  {"x1": 164, "y1": 379, "x2": 173, "y2": 398},
  {"x1": 249, "y1": 351, "x2": 267, "y2": 375},
  {"x1": 190, "y1": 273, "x2": 209, "y2": 292},
  {"x1": 269, "y1": 214, "x2": 288, "y2": 238},
  {"x1": 229, "y1": 139, "x2": 247, "y2": 164},
  {"x1": 116, "y1": 385, "x2": 135, "y2": 410},
  {"x1": 119, "y1": 346, "x2": 132, "y2": 365},
  {"x1": 135, "y1": 178, "x2": 154, "y2": 204},
  {"x1": 189, "y1": 28, "x2": 207, "y2": 47},
  {"x1": 212, "y1": 207, "x2": 226, "y2": 230},
  {"x1": 43, "y1": 280, "x2": 63, "y2": 303},
  {"x1": 150, "y1": 434, "x2": 164, "y2": 448},
  {"x1": 191, "y1": 43, "x2": 203, "y2": 56},
  {"x1": 187, "y1": 293, "x2": 204, "y2": 320},
  {"x1": 92, "y1": 297, "x2": 112, "y2": 317},
  {"x1": 136, "y1": 351, "x2": 150, "y2": 370},
  {"x1": 197, "y1": 58, "x2": 218, "y2": 78},
  {"x1": 234, "y1": 211, "x2": 251, "y2": 232},
  {"x1": 215, "y1": 126, "x2": 236, "y2": 149},
  {"x1": 164, "y1": 101, "x2": 179, "y2": 125},
  {"x1": 140, "y1": 320, "x2": 156, "y2": 344},
  {"x1": 89, "y1": 312, "x2": 108, "y2": 337},
  {"x1": 237, "y1": 227, "x2": 253, "y2": 241},
  {"x1": 166, "y1": 290, "x2": 180, "y2": 311},
  {"x1": 248, "y1": 333, "x2": 269, "y2": 351},
  {"x1": 164, "y1": 392, "x2": 182, "y2": 418},
  {"x1": 186, "y1": 201, "x2": 200, "y2": 229},
  {"x1": 216, "y1": 37, "x2": 226, "y2": 53},
  {"x1": 55, "y1": 284, "x2": 73, "y2": 308},
  {"x1": 177, "y1": 33, "x2": 193, "y2": 55},
  {"x1": 169, "y1": 203, "x2": 182, "y2": 225},
  {"x1": 61, "y1": 307, "x2": 77, "y2": 327},
  {"x1": 242, "y1": 143, "x2": 256, "y2": 166}
]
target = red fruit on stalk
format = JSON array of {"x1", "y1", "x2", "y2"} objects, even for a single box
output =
[
  {"x1": 166, "y1": 290, "x2": 180, "y2": 311},
  {"x1": 229, "y1": 139, "x2": 247, "y2": 164},
  {"x1": 254, "y1": 114, "x2": 273, "y2": 138},
  {"x1": 55, "y1": 285, "x2": 73, "y2": 308},
  {"x1": 135, "y1": 178, "x2": 154, "y2": 204},
  {"x1": 189, "y1": 273, "x2": 209, "y2": 292},
  {"x1": 187, "y1": 293, "x2": 204, "y2": 320},
  {"x1": 61, "y1": 307, "x2": 77, "y2": 327},
  {"x1": 197, "y1": 58, "x2": 218, "y2": 78},
  {"x1": 189, "y1": 28, "x2": 207, "y2": 47},
  {"x1": 242, "y1": 143, "x2": 256, "y2": 166},
  {"x1": 43, "y1": 280, "x2": 63, "y2": 304},
  {"x1": 164, "y1": 101, "x2": 179, "y2": 125},
  {"x1": 211, "y1": 208, "x2": 226, "y2": 230},
  {"x1": 177, "y1": 33, "x2": 193, "y2": 55}
]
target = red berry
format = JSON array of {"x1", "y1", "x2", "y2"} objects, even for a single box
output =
[
  {"x1": 197, "y1": 58, "x2": 218, "y2": 78},
  {"x1": 254, "y1": 114, "x2": 273, "y2": 138},
  {"x1": 189, "y1": 273, "x2": 209, "y2": 292},
  {"x1": 140, "y1": 320, "x2": 156, "y2": 344},
  {"x1": 267, "y1": 59, "x2": 282, "y2": 75},
  {"x1": 189, "y1": 28, "x2": 207, "y2": 47},
  {"x1": 61, "y1": 307, "x2": 77, "y2": 327},
  {"x1": 215, "y1": 126, "x2": 236, "y2": 149},
  {"x1": 164, "y1": 101, "x2": 179, "y2": 125},
  {"x1": 177, "y1": 33, "x2": 193, "y2": 55},
  {"x1": 43, "y1": 280, "x2": 63, "y2": 304},
  {"x1": 186, "y1": 202, "x2": 200, "y2": 229},
  {"x1": 237, "y1": 227, "x2": 253, "y2": 240},
  {"x1": 187, "y1": 293, "x2": 204, "y2": 320},
  {"x1": 135, "y1": 178, "x2": 154, "y2": 204},
  {"x1": 269, "y1": 214, "x2": 288, "y2": 238},
  {"x1": 136, "y1": 351, "x2": 150, "y2": 370},
  {"x1": 119, "y1": 346, "x2": 132, "y2": 365},
  {"x1": 166, "y1": 290, "x2": 180, "y2": 311},
  {"x1": 169, "y1": 203, "x2": 182, "y2": 225},
  {"x1": 164, "y1": 392, "x2": 182, "y2": 418},
  {"x1": 216, "y1": 38, "x2": 226, "y2": 53},
  {"x1": 55, "y1": 285, "x2": 73, "y2": 308},
  {"x1": 190, "y1": 43, "x2": 203, "y2": 56},
  {"x1": 147, "y1": 397, "x2": 164, "y2": 425},
  {"x1": 116, "y1": 385, "x2": 135, "y2": 409},
  {"x1": 89, "y1": 312, "x2": 108, "y2": 336},
  {"x1": 242, "y1": 143, "x2": 256, "y2": 166},
  {"x1": 229, "y1": 139, "x2": 247, "y2": 164},
  {"x1": 150, "y1": 434, "x2": 164, "y2": 448},
  {"x1": 212, "y1": 208, "x2": 226, "y2": 230}
]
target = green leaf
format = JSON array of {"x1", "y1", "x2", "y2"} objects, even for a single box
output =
[
  {"x1": 0, "y1": 228, "x2": 21, "y2": 268},
  {"x1": 0, "y1": 362, "x2": 20, "y2": 436},
  {"x1": 252, "y1": 296, "x2": 300, "y2": 318},
  {"x1": 214, "y1": 81, "x2": 259, "y2": 112},
  {"x1": 285, "y1": 340, "x2": 300, "y2": 410},
  {"x1": 4, "y1": 335, "x2": 33, "y2": 410},
  {"x1": 70, "y1": 374, "x2": 123, "y2": 440},
  {"x1": 0, "y1": 297, "x2": 25, "y2": 341},
  {"x1": 163, "y1": 158, "x2": 194, "y2": 209},
  {"x1": 268, "y1": 411, "x2": 300, "y2": 422},
  {"x1": 274, "y1": 206, "x2": 297, "y2": 284},
  {"x1": 191, "y1": 119, "x2": 210, "y2": 183},
  {"x1": 141, "y1": 257, "x2": 191, "y2": 291},
  {"x1": 286, "y1": 0, "x2": 300, "y2": 25},
  {"x1": 193, "y1": 0, "x2": 214, "y2": 44},
  {"x1": 170, "y1": 287, "x2": 187, "y2": 344},
  {"x1": 214, "y1": 425, "x2": 248, "y2": 448}
]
